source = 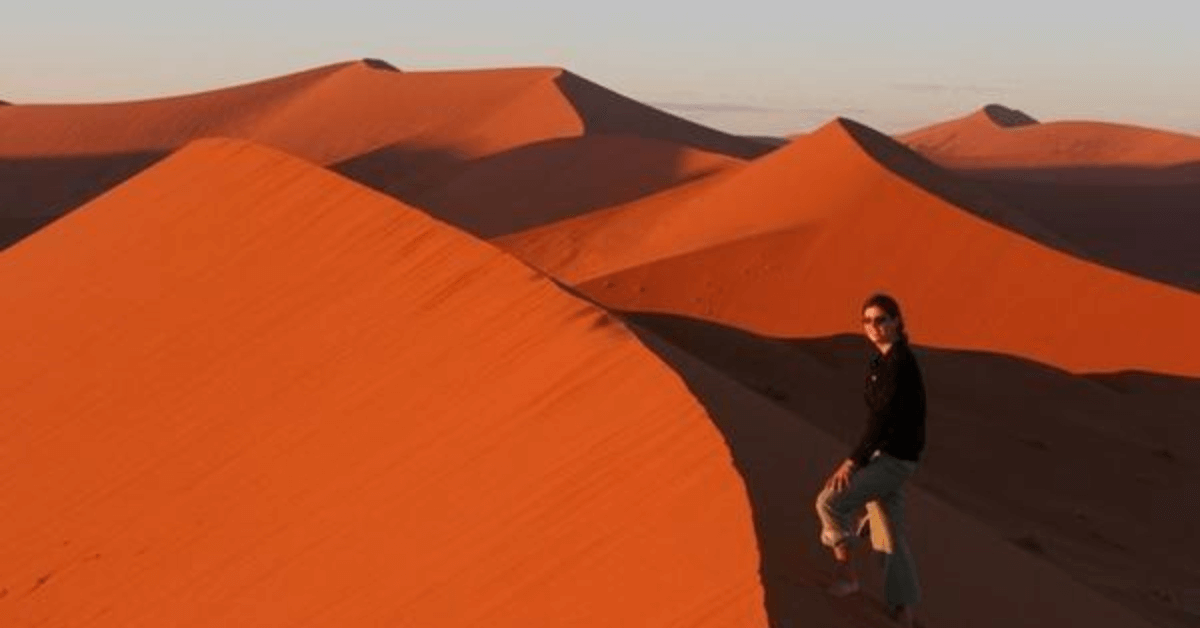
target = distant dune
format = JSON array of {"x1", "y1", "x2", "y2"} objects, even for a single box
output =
[
  {"x1": 502, "y1": 118, "x2": 1070, "y2": 283},
  {"x1": 0, "y1": 60, "x2": 766, "y2": 247},
  {"x1": 899, "y1": 106, "x2": 1200, "y2": 290},
  {"x1": 0, "y1": 139, "x2": 767, "y2": 627},
  {"x1": 556, "y1": 118, "x2": 1200, "y2": 376},
  {"x1": 900, "y1": 104, "x2": 1200, "y2": 170}
]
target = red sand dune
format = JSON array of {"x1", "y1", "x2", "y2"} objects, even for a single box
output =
[
  {"x1": 899, "y1": 104, "x2": 1200, "y2": 172},
  {"x1": 501, "y1": 117, "x2": 1067, "y2": 284},
  {"x1": 0, "y1": 60, "x2": 764, "y2": 246},
  {"x1": 899, "y1": 106, "x2": 1200, "y2": 291},
  {"x1": 551, "y1": 118, "x2": 1200, "y2": 376},
  {"x1": 0, "y1": 139, "x2": 768, "y2": 627}
]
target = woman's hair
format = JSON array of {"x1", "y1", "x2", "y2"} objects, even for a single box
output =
[{"x1": 862, "y1": 293, "x2": 908, "y2": 342}]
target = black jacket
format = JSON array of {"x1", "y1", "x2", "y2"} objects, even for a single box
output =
[{"x1": 849, "y1": 339, "x2": 926, "y2": 466}]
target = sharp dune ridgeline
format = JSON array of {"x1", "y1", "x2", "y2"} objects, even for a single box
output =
[{"x1": 2, "y1": 60, "x2": 1199, "y2": 628}]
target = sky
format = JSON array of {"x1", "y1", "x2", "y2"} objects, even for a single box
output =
[{"x1": 3, "y1": 0, "x2": 1198, "y2": 136}]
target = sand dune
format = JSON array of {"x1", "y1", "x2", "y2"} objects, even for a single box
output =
[
  {"x1": 562, "y1": 118, "x2": 1200, "y2": 376},
  {"x1": 0, "y1": 139, "x2": 767, "y2": 627},
  {"x1": 502, "y1": 118, "x2": 1068, "y2": 283},
  {"x1": 900, "y1": 104, "x2": 1200, "y2": 171},
  {"x1": 633, "y1": 314, "x2": 1200, "y2": 628},
  {"x1": 0, "y1": 60, "x2": 765, "y2": 246},
  {"x1": 899, "y1": 106, "x2": 1200, "y2": 290}
]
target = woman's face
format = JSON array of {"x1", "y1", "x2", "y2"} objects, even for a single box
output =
[{"x1": 862, "y1": 305, "x2": 900, "y2": 345}]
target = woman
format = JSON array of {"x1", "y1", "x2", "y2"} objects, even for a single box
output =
[{"x1": 815, "y1": 293, "x2": 926, "y2": 627}]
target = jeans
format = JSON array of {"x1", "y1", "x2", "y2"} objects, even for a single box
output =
[{"x1": 815, "y1": 452, "x2": 921, "y2": 607}]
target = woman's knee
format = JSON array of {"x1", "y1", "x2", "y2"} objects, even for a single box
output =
[{"x1": 815, "y1": 485, "x2": 837, "y2": 515}]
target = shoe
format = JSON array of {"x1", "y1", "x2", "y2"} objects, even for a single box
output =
[{"x1": 827, "y1": 578, "x2": 860, "y2": 597}]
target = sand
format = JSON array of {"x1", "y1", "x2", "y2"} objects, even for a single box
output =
[{"x1": 3, "y1": 63, "x2": 1198, "y2": 628}]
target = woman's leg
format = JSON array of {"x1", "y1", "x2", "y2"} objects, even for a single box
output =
[
  {"x1": 877, "y1": 462, "x2": 920, "y2": 625},
  {"x1": 815, "y1": 456, "x2": 911, "y2": 590}
]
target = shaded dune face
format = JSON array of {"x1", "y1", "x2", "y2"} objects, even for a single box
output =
[
  {"x1": 564, "y1": 119, "x2": 1200, "y2": 376},
  {"x1": 0, "y1": 61, "x2": 764, "y2": 246},
  {"x1": 341, "y1": 134, "x2": 745, "y2": 238},
  {"x1": 0, "y1": 139, "x2": 766, "y2": 628},
  {"x1": 629, "y1": 326, "x2": 1164, "y2": 628},
  {"x1": 629, "y1": 313, "x2": 1200, "y2": 628}
]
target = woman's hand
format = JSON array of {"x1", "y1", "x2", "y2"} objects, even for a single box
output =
[{"x1": 825, "y1": 459, "x2": 857, "y2": 492}]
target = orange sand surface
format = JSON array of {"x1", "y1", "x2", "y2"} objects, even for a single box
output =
[
  {"x1": 0, "y1": 139, "x2": 767, "y2": 627},
  {"x1": 550, "y1": 118, "x2": 1200, "y2": 376}
]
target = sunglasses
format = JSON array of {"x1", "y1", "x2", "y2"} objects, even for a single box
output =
[{"x1": 861, "y1": 315, "x2": 891, "y2": 325}]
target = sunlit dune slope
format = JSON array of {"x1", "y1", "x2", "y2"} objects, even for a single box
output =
[{"x1": 0, "y1": 138, "x2": 766, "y2": 628}]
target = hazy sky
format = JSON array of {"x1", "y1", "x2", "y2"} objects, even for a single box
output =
[{"x1": 3, "y1": 0, "x2": 1198, "y2": 135}]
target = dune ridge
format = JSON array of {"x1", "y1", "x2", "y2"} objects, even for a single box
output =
[{"x1": 0, "y1": 138, "x2": 767, "y2": 627}]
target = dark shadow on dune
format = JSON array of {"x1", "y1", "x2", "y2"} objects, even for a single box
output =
[
  {"x1": 955, "y1": 165, "x2": 1200, "y2": 291},
  {"x1": 360, "y1": 58, "x2": 400, "y2": 72},
  {"x1": 743, "y1": 135, "x2": 791, "y2": 148},
  {"x1": 618, "y1": 310, "x2": 1200, "y2": 628},
  {"x1": 981, "y1": 104, "x2": 1038, "y2": 127},
  {"x1": 836, "y1": 118, "x2": 1080, "y2": 253},
  {"x1": 334, "y1": 136, "x2": 729, "y2": 238},
  {"x1": 554, "y1": 72, "x2": 775, "y2": 161},
  {"x1": 331, "y1": 143, "x2": 469, "y2": 201},
  {"x1": 839, "y1": 119, "x2": 1200, "y2": 291},
  {"x1": 0, "y1": 151, "x2": 167, "y2": 249}
]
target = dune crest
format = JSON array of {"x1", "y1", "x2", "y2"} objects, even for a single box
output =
[{"x1": 0, "y1": 138, "x2": 766, "y2": 627}]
